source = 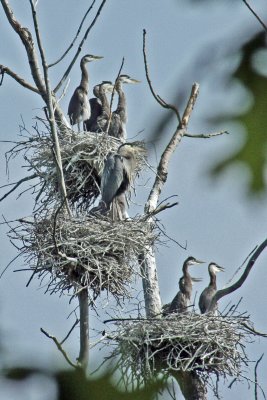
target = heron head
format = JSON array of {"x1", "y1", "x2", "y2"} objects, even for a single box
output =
[
  {"x1": 185, "y1": 256, "x2": 205, "y2": 267},
  {"x1": 116, "y1": 74, "x2": 141, "y2": 86},
  {"x1": 100, "y1": 81, "x2": 114, "y2": 93},
  {"x1": 82, "y1": 54, "x2": 103, "y2": 64},
  {"x1": 93, "y1": 84, "x2": 100, "y2": 97},
  {"x1": 208, "y1": 263, "x2": 225, "y2": 274}
]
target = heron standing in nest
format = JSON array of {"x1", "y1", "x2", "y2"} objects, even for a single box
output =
[
  {"x1": 68, "y1": 54, "x2": 103, "y2": 131},
  {"x1": 100, "y1": 142, "x2": 145, "y2": 220},
  {"x1": 163, "y1": 256, "x2": 204, "y2": 315},
  {"x1": 199, "y1": 262, "x2": 225, "y2": 314},
  {"x1": 108, "y1": 75, "x2": 140, "y2": 141},
  {"x1": 85, "y1": 81, "x2": 114, "y2": 132}
]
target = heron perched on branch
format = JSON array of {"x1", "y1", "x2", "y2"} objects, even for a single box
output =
[
  {"x1": 199, "y1": 263, "x2": 225, "y2": 314},
  {"x1": 100, "y1": 142, "x2": 144, "y2": 220},
  {"x1": 85, "y1": 81, "x2": 114, "y2": 132},
  {"x1": 109, "y1": 75, "x2": 140, "y2": 141},
  {"x1": 68, "y1": 54, "x2": 103, "y2": 131},
  {"x1": 164, "y1": 257, "x2": 204, "y2": 315}
]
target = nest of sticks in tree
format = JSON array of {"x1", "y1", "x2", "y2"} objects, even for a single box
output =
[
  {"x1": 7, "y1": 212, "x2": 157, "y2": 301},
  {"x1": 7, "y1": 129, "x2": 147, "y2": 212},
  {"x1": 109, "y1": 312, "x2": 255, "y2": 384}
]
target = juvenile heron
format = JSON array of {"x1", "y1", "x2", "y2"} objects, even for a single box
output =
[
  {"x1": 68, "y1": 54, "x2": 103, "y2": 131},
  {"x1": 164, "y1": 257, "x2": 204, "y2": 314},
  {"x1": 109, "y1": 75, "x2": 140, "y2": 141},
  {"x1": 100, "y1": 142, "x2": 143, "y2": 220},
  {"x1": 85, "y1": 81, "x2": 114, "y2": 132},
  {"x1": 199, "y1": 263, "x2": 225, "y2": 314}
]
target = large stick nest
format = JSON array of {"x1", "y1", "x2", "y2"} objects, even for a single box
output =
[
  {"x1": 108, "y1": 313, "x2": 254, "y2": 384},
  {"x1": 7, "y1": 213, "x2": 158, "y2": 300},
  {"x1": 7, "y1": 130, "x2": 147, "y2": 212}
]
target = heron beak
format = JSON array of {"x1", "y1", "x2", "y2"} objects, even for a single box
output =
[
  {"x1": 129, "y1": 78, "x2": 141, "y2": 84},
  {"x1": 217, "y1": 265, "x2": 225, "y2": 272},
  {"x1": 191, "y1": 277, "x2": 202, "y2": 283},
  {"x1": 93, "y1": 55, "x2": 104, "y2": 60},
  {"x1": 194, "y1": 259, "x2": 205, "y2": 265}
]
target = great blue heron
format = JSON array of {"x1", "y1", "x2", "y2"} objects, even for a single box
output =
[
  {"x1": 109, "y1": 75, "x2": 140, "y2": 141},
  {"x1": 68, "y1": 54, "x2": 103, "y2": 131},
  {"x1": 100, "y1": 143, "x2": 142, "y2": 220},
  {"x1": 164, "y1": 257, "x2": 204, "y2": 315},
  {"x1": 85, "y1": 81, "x2": 114, "y2": 132},
  {"x1": 199, "y1": 263, "x2": 225, "y2": 314}
]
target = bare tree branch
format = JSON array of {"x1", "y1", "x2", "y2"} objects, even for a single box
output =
[
  {"x1": 77, "y1": 288, "x2": 89, "y2": 372},
  {"x1": 48, "y1": 0, "x2": 97, "y2": 67},
  {"x1": 242, "y1": 0, "x2": 267, "y2": 33},
  {"x1": 53, "y1": 0, "x2": 107, "y2": 94},
  {"x1": 0, "y1": 174, "x2": 38, "y2": 202},
  {"x1": 184, "y1": 130, "x2": 229, "y2": 139},
  {"x1": 209, "y1": 238, "x2": 267, "y2": 311},
  {"x1": 60, "y1": 318, "x2": 79, "y2": 345},
  {"x1": 0, "y1": 65, "x2": 39, "y2": 93},
  {"x1": 40, "y1": 328, "x2": 78, "y2": 369},
  {"x1": 145, "y1": 83, "x2": 199, "y2": 214},
  {"x1": 29, "y1": 0, "x2": 71, "y2": 216},
  {"x1": 254, "y1": 354, "x2": 265, "y2": 400},
  {"x1": 1, "y1": 0, "x2": 46, "y2": 94},
  {"x1": 143, "y1": 29, "x2": 181, "y2": 124}
]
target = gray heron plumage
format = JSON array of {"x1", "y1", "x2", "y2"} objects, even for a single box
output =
[
  {"x1": 68, "y1": 54, "x2": 103, "y2": 131},
  {"x1": 164, "y1": 257, "x2": 204, "y2": 314},
  {"x1": 100, "y1": 143, "x2": 142, "y2": 220},
  {"x1": 109, "y1": 75, "x2": 140, "y2": 141},
  {"x1": 85, "y1": 81, "x2": 114, "y2": 132},
  {"x1": 199, "y1": 263, "x2": 225, "y2": 314}
]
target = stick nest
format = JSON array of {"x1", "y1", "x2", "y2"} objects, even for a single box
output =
[
  {"x1": 8, "y1": 213, "x2": 157, "y2": 300},
  {"x1": 109, "y1": 313, "x2": 254, "y2": 383},
  {"x1": 9, "y1": 131, "x2": 147, "y2": 211}
]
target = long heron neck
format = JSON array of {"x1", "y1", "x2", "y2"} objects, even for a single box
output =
[
  {"x1": 80, "y1": 62, "x2": 89, "y2": 92},
  {"x1": 115, "y1": 81, "x2": 127, "y2": 123},
  {"x1": 209, "y1": 272, "x2": 217, "y2": 289},
  {"x1": 98, "y1": 88, "x2": 110, "y2": 116}
]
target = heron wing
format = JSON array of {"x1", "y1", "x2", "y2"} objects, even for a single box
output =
[
  {"x1": 85, "y1": 98, "x2": 102, "y2": 131},
  {"x1": 68, "y1": 87, "x2": 89, "y2": 125},
  {"x1": 101, "y1": 154, "x2": 124, "y2": 207}
]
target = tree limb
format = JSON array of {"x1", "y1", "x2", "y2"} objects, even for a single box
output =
[
  {"x1": 1, "y1": 0, "x2": 46, "y2": 94},
  {"x1": 77, "y1": 288, "x2": 89, "y2": 372},
  {"x1": 184, "y1": 130, "x2": 229, "y2": 139},
  {"x1": 53, "y1": 0, "x2": 107, "y2": 94},
  {"x1": 29, "y1": 0, "x2": 71, "y2": 216},
  {"x1": 48, "y1": 0, "x2": 97, "y2": 68},
  {"x1": 0, "y1": 174, "x2": 38, "y2": 202},
  {"x1": 209, "y1": 238, "x2": 267, "y2": 311},
  {"x1": 0, "y1": 65, "x2": 39, "y2": 93},
  {"x1": 143, "y1": 29, "x2": 181, "y2": 124},
  {"x1": 40, "y1": 328, "x2": 78, "y2": 369},
  {"x1": 242, "y1": 0, "x2": 267, "y2": 33}
]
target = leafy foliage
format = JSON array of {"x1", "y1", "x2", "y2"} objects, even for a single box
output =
[
  {"x1": 211, "y1": 32, "x2": 267, "y2": 193},
  {"x1": 5, "y1": 367, "x2": 165, "y2": 400}
]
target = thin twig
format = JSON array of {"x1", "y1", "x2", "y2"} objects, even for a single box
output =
[
  {"x1": 242, "y1": 0, "x2": 267, "y2": 32},
  {"x1": 40, "y1": 328, "x2": 78, "y2": 369},
  {"x1": 60, "y1": 318, "x2": 79, "y2": 345},
  {"x1": 0, "y1": 174, "x2": 38, "y2": 202},
  {"x1": 105, "y1": 57, "x2": 125, "y2": 134},
  {"x1": 254, "y1": 353, "x2": 265, "y2": 400},
  {"x1": 48, "y1": 0, "x2": 97, "y2": 67},
  {"x1": 53, "y1": 0, "x2": 107, "y2": 93}
]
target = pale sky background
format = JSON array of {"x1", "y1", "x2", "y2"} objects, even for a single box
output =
[{"x1": 0, "y1": 1, "x2": 267, "y2": 399}]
